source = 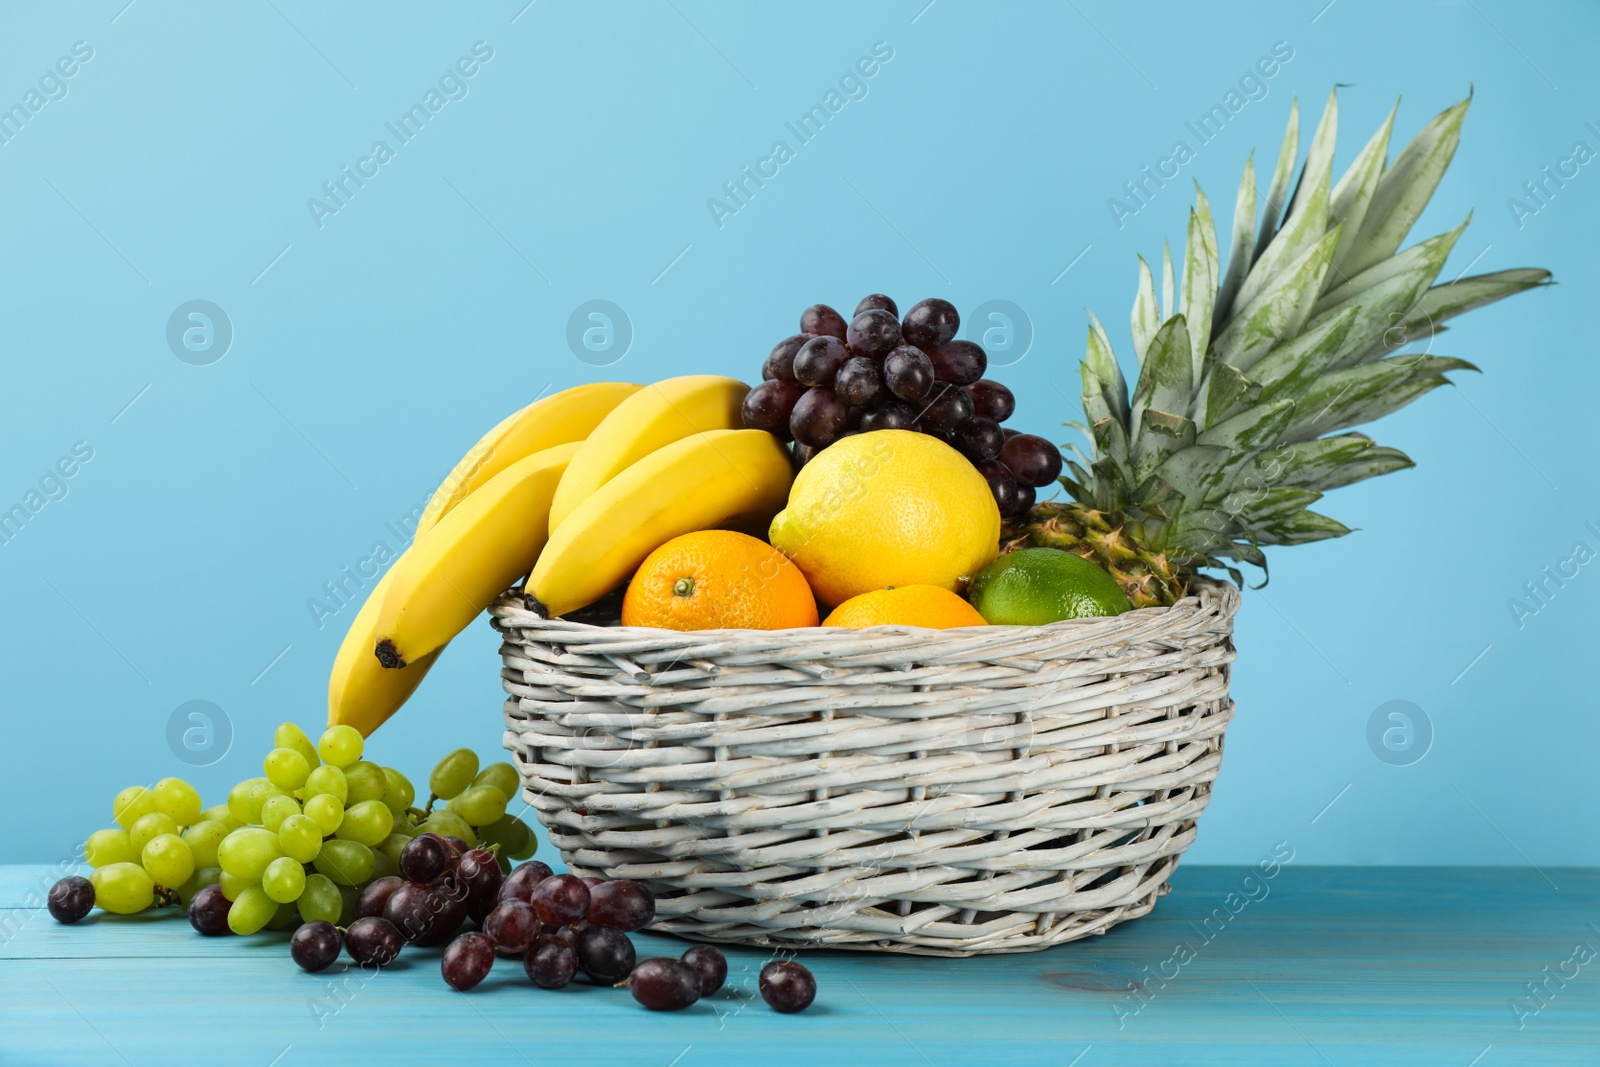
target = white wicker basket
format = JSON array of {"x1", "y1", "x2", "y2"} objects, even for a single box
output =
[{"x1": 491, "y1": 578, "x2": 1238, "y2": 956}]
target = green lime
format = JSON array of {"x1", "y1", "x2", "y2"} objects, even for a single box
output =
[{"x1": 968, "y1": 548, "x2": 1131, "y2": 625}]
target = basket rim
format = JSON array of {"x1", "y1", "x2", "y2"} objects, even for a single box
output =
[{"x1": 490, "y1": 575, "x2": 1237, "y2": 647}]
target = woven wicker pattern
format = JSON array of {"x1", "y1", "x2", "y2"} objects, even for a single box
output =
[{"x1": 492, "y1": 578, "x2": 1239, "y2": 956}]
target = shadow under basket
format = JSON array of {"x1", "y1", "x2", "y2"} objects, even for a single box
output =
[{"x1": 490, "y1": 578, "x2": 1239, "y2": 957}]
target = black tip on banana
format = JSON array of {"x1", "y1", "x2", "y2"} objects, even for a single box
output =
[
  {"x1": 520, "y1": 594, "x2": 550, "y2": 619},
  {"x1": 374, "y1": 640, "x2": 406, "y2": 669}
]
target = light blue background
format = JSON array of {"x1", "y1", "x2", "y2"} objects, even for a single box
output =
[{"x1": 1, "y1": 0, "x2": 1593, "y2": 866}]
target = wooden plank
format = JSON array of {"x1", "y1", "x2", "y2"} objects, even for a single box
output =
[{"x1": 2, "y1": 865, "x2": 1595, "y2": 1066}]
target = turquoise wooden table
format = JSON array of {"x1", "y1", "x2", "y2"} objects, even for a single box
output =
[{"x1": 3, "y1": 864, "x2": 1595, "y2": 1066}]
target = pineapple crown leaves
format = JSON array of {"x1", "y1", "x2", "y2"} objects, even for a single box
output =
[{"x1": 1071, "y1": 88, "x2": 1552, "y2": 583}]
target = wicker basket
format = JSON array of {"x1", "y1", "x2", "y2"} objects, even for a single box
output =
[{"x1": 491, "y1": 578, "x2": 1239, "y2": 957}]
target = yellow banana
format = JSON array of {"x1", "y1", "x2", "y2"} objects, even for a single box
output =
[
  {"x1": 528, "y1": 429, "x2": 793, "y2": 618},
  {"x1": 327, "y1": 562, "x2": 443, "y2": 737},
  {"x1": 546, "y1": 375, "x2": 749, "y2": 531},
  {"x1": 414, "y1": 382, "x2": 640, "y2": 538},
  {"x1": 374, "y1": 442, "x2": 579, "y2": 669}
]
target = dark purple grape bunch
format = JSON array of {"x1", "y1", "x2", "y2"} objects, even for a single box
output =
[{"x1": 741, "y1": 295, "x2": 1062, "y2": 519}]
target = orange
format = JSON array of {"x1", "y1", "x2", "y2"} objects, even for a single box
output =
[
  {"x1": 822, "y1": 585, "x2": 988, "y2": 630},
  {"x1": 621, "y1": 530, "x2": 818, "y2": 631}
]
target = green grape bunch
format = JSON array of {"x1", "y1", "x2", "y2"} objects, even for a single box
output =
[{"x1": 63, "y1": 721, "x2": 536, "y2": 941}]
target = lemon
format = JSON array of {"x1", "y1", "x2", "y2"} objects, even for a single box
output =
[
  {"x1": 968, "y1": 547, "x2": 1131, "y2": 624},
  {"x1": 768, "y1": 430, "x2": 1000, "y2": 606}
]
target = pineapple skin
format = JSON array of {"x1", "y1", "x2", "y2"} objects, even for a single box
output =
[{"x1": 1001, "y1": 501, "x2": 1187, "y2": 609}]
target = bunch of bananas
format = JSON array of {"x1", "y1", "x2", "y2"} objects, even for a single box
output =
[{"x1": 328, "y1": 376, "x2": 793, "y2": 736}]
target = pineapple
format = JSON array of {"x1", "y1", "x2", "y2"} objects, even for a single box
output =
[{"x1": 1010, "y1": 90, "x2": 1550, "y2": 606}]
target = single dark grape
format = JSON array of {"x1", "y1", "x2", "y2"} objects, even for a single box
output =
[
  {"x1": 355, "y1": 876, "x2": 403, "y2": 920},
  {"x1": 927, "y1": 340, "x2": 987, "y2": 385},
  {"x1": 580, "y1": 876, "x2": 605, "y2": 888},
  {"x1": 499, "y1": 860, "x2": 553, "y2": 904},
  {"x1": 921, "y1": 384, "x2": 975, "y2": 433},
  {"x1": 901, "y1": 298, "x2": 960, "y2": 350},
  {"x1": 550, "y1": 924, "x2": 581, "y2": 946},
  {"x1": 789, "y1": 388, "x2": 850, "y2": 449},
  {"x1": 426, "y1": 875, "x2": 470, "y2": 946},
  {"x1": 629, "y1": 957, "x2": 701, "y2": 1011},
  {"x1": 587, "y1": 880, "x2": 656, "y2": 932},
  {"x1": 291, "y1": 920, "x2": 342, "y2": 972},
  {"x1": 457, "y1": 849, "x2": 503, "y2": 909},
  {"x1": 1001, "y1": 433, "x2": 1064, "y2": 487},
  {"x1": 859, "y1": 400, "x2": 918, "y2": 433},
  {"x1": 440, "y1": 836, "x2": 470, "y2": 860},
  {"x1": 442, "y1": 931, "x2": 496, "y2": 991},
  {"x1": 759, "y1": 960, "x2": 816, "y2": 1012},
  {"x1": 1013, "y1": 482, "x2": 1037, "y2": 515},
  {"x1": 854, "y1": 293, "x2": 898, "y2": 318},
  {"x1": 188, "y1": 883, "x2": 231, "y2": 937},
  {"x1": 957, "y1": 417, "x2": 1005, "y2": 463},
  {"x1": 834, "y1": 356, "x2": 884, "y2": 407},
  {"x1": 524, "y1": 935, "x2": 578, "y2": 989},
  {"x1": 794, "y1": 336, "x2": 850, "y2": 387},
  {"x1": 791, "y1": 442, "x2": 816, "y2": 468},
  {"x1": 968, "y1": 379, "x2": 1015, "y2": 422},
  {"x1": 978, "y1": 461, "x2": 1028, "y2": 519},
  {"x1": 575, "y1": 925, "x2": 637, "y2": 985},
  {"x1": 846, "y1": 309, "x2": 902, "y2": 358},
  {"x1": 883, "y1": 345, "x2": 934, "y2": 402},
  {"x1": 47, "y1": 876, "x2": 93, "y2": 924},
  {"x1": 682, "y1": 945, "x2": 727, "y2": 996},
  {"x1": 400, "y1": 833, "x2": 451, "y2": 884},
  {"x1": 800, "y1": 304, "x2": 847, "y2": 340},
  {"x1": 484, "y1": 899, "x2": 541, "y2": 954},
  {"x1": 346, "y1": 916, "x2": 403, "y2": 968},
  {"x1": 384, "y1": 881, "x2": 442, "y2": 945},
  {"x1": 529, "y1": 874, "x2": 590, "y2": 929},
  {"x1": 743, "y1": 380, "x2": 804, "y2": 439},
  {"x1": 762, "y1": 333, "x2": 812, "y2": 382}
]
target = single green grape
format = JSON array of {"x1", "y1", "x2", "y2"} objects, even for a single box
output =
[
  {"x1": 129, "y1": 812, "x2": 180, "y2": 856},
  {"x1": 418, "y1": 811, "x2": 477, "y2": 847},
  {"x1": 376, "y1": 832, "x2": 411, "y2": 870},
  {"x1": 180, "y1": 820, "x2": 230, "y2": 868},
  {"x1": 261, "y1": 856, "x2": 307, "y2": 904},
  {"x1": 296, "y1": 873, "x2": 341, "y2": 924},
  {"x1": 454, "y1": 785, "x2": 508, "y2": 827},
  {"x1": 278, "y1": 814, "x2": 323, "y2": 863},
  {"x1": 218, "y1": 869, "x2": 254, "y2": 901},
  {"x1": 263, "y1": 748, "x2": 312, "y2": 790},
  {"x1": 344, "y1": 761, "x2": 387, "y2": 805},
  {"x1": 473, "y1": 762, "x2": 521, "y2": 800},
  {"x1": 216, "y1": 827, "x2": 282, "y2": 881},
  {"x1": 90, "y1": 862, "x2": 154, "y2": 914},
  {"x1": 227, "y1": 884, "x2": 278, "y2": 934},
  {"x1": 265, "y1": 901, "x2": 299, "y2": 931},
  {"x1": 199, "y1": 804, "x2": 243, "y2": 831},
  {"x1": 273, "y1": 722, "x2": 321, "y2": 769},
  {"x1": 381, "y1": 767, "x2": 415, "y2": 812},
  {"x1": 228, "y1": 777, "x2": 279, "y2": 825},
  {"x1": 85, "y1": 828, "x2": 135, "y2": 868},
  {"x1": 112, "y1": 785, "x2": 156, "y2": 830},
  {"x1": 312, "y1": 840, "x2": 375, "y2": 886},
  {"x1": 260, "y1": 795, "x2": 301, "y2": 833},
  {"x1": 371, "y1": 845, "x2": 399, "y2": 881},
  {"x1": 303, "y1": 765, "x2": 348, "y2": 804},
  {"x1": 317, "y1": 725, "x2": 364, "y2": 769},
  {"x1": 337, "y1": 883, "x2": 359, "y2": 925},
  {"x1": 177, "y1": 865, "x2": 221, "y2": 906},
  {"x1": 141, "y1": 834, "x2": 195, "y2": 887},
  {"x1": 335, "y1": 800, "x2": 393, "y2": 847},
  {"x1": 151, "y1": 778, "x2": 203, "y2": 826},
  {"x1": 481, "y1": 814, "x2": 534, "y2": 859},
  {"x1": 303, "y1": 794, "x2": 344, "y2": 836},
  {"x1": 430, "y1": 748, "x2": 479, "y2": 801}
]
